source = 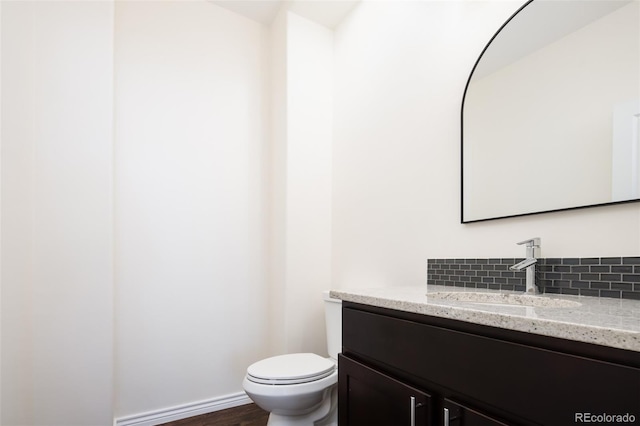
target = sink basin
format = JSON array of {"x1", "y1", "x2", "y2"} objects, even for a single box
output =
[{"x1": 427, "y1": 292, "x2": 581, "y2": 308}]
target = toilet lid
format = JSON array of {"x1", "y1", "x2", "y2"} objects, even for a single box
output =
[{"x1": 247, "y1": 353, "x2": 336, "y2": 385}]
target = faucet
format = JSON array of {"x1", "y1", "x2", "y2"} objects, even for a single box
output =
[{"x1": 509, "y1": 238, "x2": 541, "y2": 294}]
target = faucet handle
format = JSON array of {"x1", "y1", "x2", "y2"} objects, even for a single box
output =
[{"x1": 517, "y1": 237, "x2": 541, "y2": 247}]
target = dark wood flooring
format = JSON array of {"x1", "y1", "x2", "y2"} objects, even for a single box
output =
[{"x1": 159, "y1": 403, "x2": 269, "y2": 426}]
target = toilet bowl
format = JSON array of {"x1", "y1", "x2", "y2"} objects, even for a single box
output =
[{"x1": 242, "y1": 292, "x2": 341, "y2": 426}]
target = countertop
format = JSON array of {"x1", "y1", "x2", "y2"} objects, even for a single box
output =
[{"x1": 330, "y1": 285, "x2": 640, "y2": 352}]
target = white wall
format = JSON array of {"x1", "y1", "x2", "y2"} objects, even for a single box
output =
[
  {"x1": 114, "y1": 0, "x2": 270, "y2": 417},
  {"x1": 285, "y1": 12, "x2": 333, "y2": 355},
  {"x1": 1, "y1": 1, "x2": 115, "y2": 424},
  {"x1": 332, "y1": 0, "x2": 640, "y2": 291},
  {"x1": 269, "y1": 9, "x2": 289, "y2": 356},
  {"x1": 269, "y1": 11, "x2": 333, "y2": 357}
]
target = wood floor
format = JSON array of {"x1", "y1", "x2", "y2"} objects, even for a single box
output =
[{"x1": 159, "y1": 403, "x2": 269, "y2": 426}]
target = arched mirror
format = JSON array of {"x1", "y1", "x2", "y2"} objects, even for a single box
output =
[{"x1": 461, "y1": 0, "x2": 640, "y2": 223}]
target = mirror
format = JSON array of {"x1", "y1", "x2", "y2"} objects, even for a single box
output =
[{"x1": 462, "y1": 0, "x2": 640, "y2": 223}]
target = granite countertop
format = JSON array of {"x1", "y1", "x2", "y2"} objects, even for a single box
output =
[{"x1": 330, "y1": 285, "x2": 640, "y2": 352}]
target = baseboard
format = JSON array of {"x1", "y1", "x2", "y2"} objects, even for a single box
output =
[{"x1": 114, "y1": 392, "x2": 253, "y2": 426}]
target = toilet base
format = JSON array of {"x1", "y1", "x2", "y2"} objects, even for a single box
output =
[{"x1": 266, "y1": 385, "x2": 337, "y2": 426}]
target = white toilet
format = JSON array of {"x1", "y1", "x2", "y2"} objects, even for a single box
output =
[{"x1": 242, "y1": 291, "x2": 342, "y2": 426}]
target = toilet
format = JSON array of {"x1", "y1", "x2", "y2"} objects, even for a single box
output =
[{"x1": 242, "y1": 291, "x2": 342, "y2": 426}]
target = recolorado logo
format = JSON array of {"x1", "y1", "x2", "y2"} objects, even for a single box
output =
[{"x1": 575, "y1": 413, "x2": 637, "y2": 423}]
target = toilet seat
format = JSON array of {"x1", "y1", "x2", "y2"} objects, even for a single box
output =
[{"x1": 246, "y1": 353, "x2": 336, "y2": 385}]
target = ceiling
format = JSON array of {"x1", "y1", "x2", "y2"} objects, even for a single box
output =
[{"x1": 210, "y1": 0, "x2": 361, "y2": 28}]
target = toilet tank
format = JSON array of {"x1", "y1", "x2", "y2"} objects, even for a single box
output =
[{"x1": 322, "y1": 291, "x2": 342, "y2": 360}]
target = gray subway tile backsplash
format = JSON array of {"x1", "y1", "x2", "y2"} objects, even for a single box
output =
[{"x1": 427, "y1": 257, "x2": 640, "y2": 300}]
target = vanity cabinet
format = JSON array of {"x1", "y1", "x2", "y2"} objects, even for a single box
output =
[{"x1": 338, "y1": 302, "x2": 640, "y2": 426}]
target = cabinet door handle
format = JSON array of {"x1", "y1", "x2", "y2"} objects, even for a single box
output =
[
  {"x1": 410, "y1": 396, "x2": 416, "y2": 426},
  {"x1": 443, "y1": 407, "x2": 450, "y2": 426}
]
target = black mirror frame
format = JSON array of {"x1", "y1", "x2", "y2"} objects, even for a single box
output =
[{"x1": 460, "y1": 0, "x2": 640, "y2": 224}]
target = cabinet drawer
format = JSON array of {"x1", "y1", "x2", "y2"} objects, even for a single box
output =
[{"x1": 343, "y1": 306, "x2": 640, "y2": 426}]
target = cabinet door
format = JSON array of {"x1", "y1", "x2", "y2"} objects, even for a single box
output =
[
  {"x1": 339, "y1": 354, "x2": 432, "y2": 426},
  {"x1": 443, "y1": 399, "x2": 510, "y2": 426}
]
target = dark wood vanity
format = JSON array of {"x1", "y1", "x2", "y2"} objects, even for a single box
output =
[{"x1": 338, "y1": 302, "x2": 640, "y2": 426}]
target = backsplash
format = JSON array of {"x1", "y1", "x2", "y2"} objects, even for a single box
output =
[{"x1": 427, "y1": 257, "x2": 640, "y2": 300}]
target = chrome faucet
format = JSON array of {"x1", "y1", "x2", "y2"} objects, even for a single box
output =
[{"x1": 509, "y1": 238, "x2": 541, "y2": 294}]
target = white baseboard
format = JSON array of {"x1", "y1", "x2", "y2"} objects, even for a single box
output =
[{"x1": 114, "y1": 392, "x2": 253, "y2": 426}]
